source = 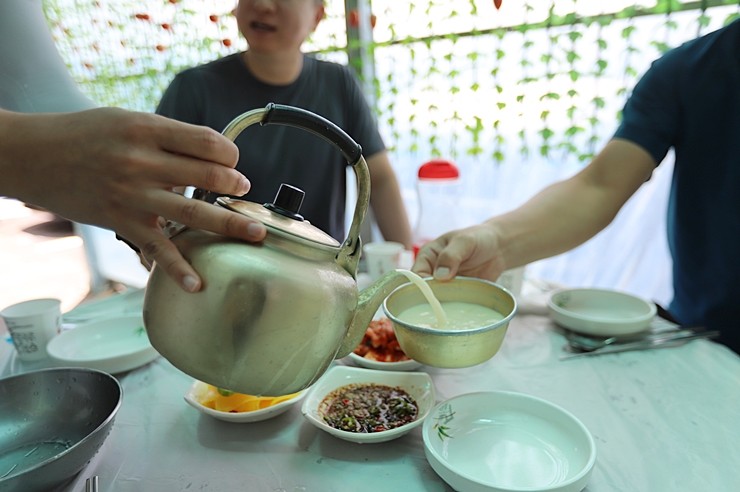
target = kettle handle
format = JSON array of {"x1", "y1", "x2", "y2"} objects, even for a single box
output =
[
  {"x1": 193, "y1": 103, "x2": 369, "y2": 272},
  {"x1": 261, "y1": 103, "x2": 363, "y2": 165}
]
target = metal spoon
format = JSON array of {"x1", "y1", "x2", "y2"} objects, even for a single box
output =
[
  {"x1": 565, "y1": 329, "x2": 702, "y2": 352},
  {"x1": 564, "y1": 323, "x2": 692, "y2": 352},
  {"x1": 563, "y1": 330, "x2": 679, "y2": 352},
  {"x1": 565, "y1": 333, "x2": 620, "y2": 352},
  {"x1": 561, "y1": 329, "x2": 721, "y2": 360}
]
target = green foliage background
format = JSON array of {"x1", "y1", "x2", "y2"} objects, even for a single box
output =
[{"x1": 45, "y1": 0, "x2": 739, "y2": 171}]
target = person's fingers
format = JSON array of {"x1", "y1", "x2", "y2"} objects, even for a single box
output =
[
  {"x1": 122, "y1": 227, "x2": 202, "y2": 292},
  {"x1": 138, "y1": 252, "x2": 152, "y2": 271},
  {"x1": 156, "y1": 117, "x2": 239, "y2": 167},
  {"x1": 112, "y1": 190, "x2": 267, "y2": 292},
  {"x1": 412, "y1": 241, "x2": 445, "y2": 276},
  {"x1": 138, "y1": 191, "x2": 267, "y2": 242},
  {"x1": 412, "y1": 237, "x2": 458, "y2": 280},
  {"x1": 411, "y1": 255, "x2": 434, "y2": 276},
  {"x1": 414, "y1": 229, "x2": 500, "y2": 282},
  {"x1": 129, "y1": 152, "x2": 251, "y2": 197},
  {"x1": 430, "y1": 240, "x2": 467, "y2": 280},
  {"x1": 169, "y1": 158, "x2": 251, "y2": 196},
  {"x1": 438, "y1": 231, "x2": 502, "y2": 282}
]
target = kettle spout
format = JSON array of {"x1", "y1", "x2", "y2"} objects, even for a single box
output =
[{"x1": 336, "y1": 269, "x2": 410, "y2": 358}]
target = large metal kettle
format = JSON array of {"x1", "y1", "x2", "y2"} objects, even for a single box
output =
[{"x1": 143, "y1": 103, "x2": 408, "y2": 396}]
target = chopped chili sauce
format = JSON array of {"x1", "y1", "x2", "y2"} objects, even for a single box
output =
[
  {"x1": 353, "y1": 317, "x2": 411, "y2": 362},
  {"x1": 319, "y1": 383, "x2": 418, "y2": 433}
]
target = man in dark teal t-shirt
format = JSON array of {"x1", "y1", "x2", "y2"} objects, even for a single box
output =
[
  {"x1": 613, "y1": 19, "x2": 740, "y2": 351},
  {"x1": 413, "y1": 20, "x2": 740, "y2": 354}
]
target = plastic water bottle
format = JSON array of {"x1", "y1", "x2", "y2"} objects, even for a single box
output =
[{"x1": 413, "y1": 159, "x2": 461, "y2": 256}]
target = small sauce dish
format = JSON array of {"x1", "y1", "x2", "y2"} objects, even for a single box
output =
[{"x1": 301, "y1": 365, "x2": 435, "y2": 444}]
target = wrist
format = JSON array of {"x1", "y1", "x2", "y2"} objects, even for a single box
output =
[{"x1": 0, "y1": 110, "x2": 30, "y2": 196}]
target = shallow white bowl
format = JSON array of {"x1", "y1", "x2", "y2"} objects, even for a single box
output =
[
  {"x1": 301, "y1": 365, "x2": 435, "y2": 444},
  {"x1": 423, "y1": 391, "x2": 596, "y2": 492},
  {"x1": 46, "y1": 315, "x2": 158, "y2": 374},
  {"x1": 184, "y1": 381, "x2": 308, "y2": 423},
  {"x1": 548, "y1": 288, "x2": 656, "y2": 337},
  {"x1": 346, "y1": 352, "x2": 423, "y2": 371}
]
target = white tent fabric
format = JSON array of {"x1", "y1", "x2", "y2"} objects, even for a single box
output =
[{"x1": 0, "y1": 0, "x2": 95, "y2": 113}]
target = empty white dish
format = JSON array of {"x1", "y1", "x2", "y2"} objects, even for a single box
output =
[
  {"x1": 423, "y1": 391, "x2": 596, "y2": 492},
  {"x1": 301, "y1": 365, "x2": 435, "y2": 444},
  {"x1": 46, "y1": 315, "x2": 158, "y2": 374},
  {"x1": 548, "y1": 288, "x2": 656, "y2": 337},
  {"x1": 184, "y1": 381, "x2": 307, "y2": 423}
]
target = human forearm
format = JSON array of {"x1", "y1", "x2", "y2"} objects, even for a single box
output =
[
  {"x1": 367, "y1": 152, "x2": 412, "y2": 248},
  {"x1": 413, "y1": 139, "x2": 655, "y2": 280},
  {"x1": 409, "y1": 180, "x2": 604, "y2": 283},
  {"x1": 490, "y1": 176, "x2": 623, "y2": 268},
  {"x1": 370, "y1": 185, "x2": 412, "y2": 248},
  {"x1": 491, "y1": 140, "x2": 655, "y2": 268},
  {"x1": 0, "y1": 110, "x2": 45, "y2": 200}
]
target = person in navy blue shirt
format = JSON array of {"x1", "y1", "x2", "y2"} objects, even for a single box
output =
[{"x1": 414, "y1": 20, "x2": 740, "y2": 354}]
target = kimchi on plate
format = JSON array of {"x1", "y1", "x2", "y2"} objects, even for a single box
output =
[{"x1": 349, "y1": 318, "x2": 422, "y2": 371}]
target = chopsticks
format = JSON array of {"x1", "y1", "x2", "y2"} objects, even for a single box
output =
[
  {"x1": 85, "y1": 476, "x2": 99, "y2": 492},
  {"x1": 559, "y1": 330, "x2": 721, "y2": 360}
]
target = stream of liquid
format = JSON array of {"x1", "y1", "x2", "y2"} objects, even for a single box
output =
[
  {"x1": 395, "y1": 269, "x2": 448, "y2": 328},
  {"x1": 394, "y1": 269, "x2": 505, "y2": 330}
]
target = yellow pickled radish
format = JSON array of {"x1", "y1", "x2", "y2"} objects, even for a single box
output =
[{"x1": 198, "y1": 384, "x2": 300, "y2": 413}]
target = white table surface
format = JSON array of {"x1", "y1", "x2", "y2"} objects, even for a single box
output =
[{"x1": 2, "y1": 285, "x2": 739, "y2": 492}]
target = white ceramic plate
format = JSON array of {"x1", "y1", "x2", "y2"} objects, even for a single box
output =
[
  {"x1": 301, "y1": 365, "x2": 435, "y2": 444},
  {"x1": 548, "y1": 288, "x2": 656, "y2": 337},
  {"x1": 46, "y1": 315, "x2": 158, "y2": 374},
  {"x1": 423, "y1": 391, "x2": 596, "y2": 492},
  {"x1": 61, "y1": 288, "x2": 145, "y2": 324},
  {"x1": 346, "y1": 352, "x2": 423, "y2": 371},
  {"x1": 184, "y1": 381, "x2": 308, "y2": 423}
]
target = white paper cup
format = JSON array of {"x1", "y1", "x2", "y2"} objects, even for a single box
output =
[
  {"x1": 1, "y1": 298, "x2": 61, "y2": 361},
  {"x1": 496, "y1": 267, "x2": 525, "y2": 299},
  {"x1": 363, "y1": 241, "x2": 405, "y2": 280}
]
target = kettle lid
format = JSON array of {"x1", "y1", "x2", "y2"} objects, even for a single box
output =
[{"x1": 217, "y1": 184, "x2": 340, "y2": 248}]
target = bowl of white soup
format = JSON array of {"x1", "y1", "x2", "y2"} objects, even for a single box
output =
[{"x1": 383, "y1": 276, "x2": 516, "y2": 368}]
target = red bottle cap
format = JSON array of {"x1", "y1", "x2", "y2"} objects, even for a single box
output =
[{"x1": 418, "y1": 159, "x2": 459, "y2": 179}]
